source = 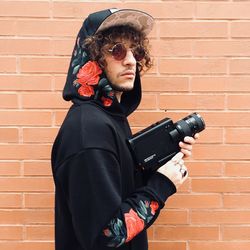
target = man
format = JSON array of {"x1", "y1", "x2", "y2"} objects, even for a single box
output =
[{"x1": 51, "y1": 8, "x2": 198, "y2": 250}]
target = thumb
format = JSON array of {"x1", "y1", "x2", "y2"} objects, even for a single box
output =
[{"x1": 171, "y1": 152, "x2": 184, "y2": 163}]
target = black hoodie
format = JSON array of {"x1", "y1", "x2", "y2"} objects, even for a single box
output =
[{"x1": 51, "y1": 9, "x2": 176, "y2": 250}]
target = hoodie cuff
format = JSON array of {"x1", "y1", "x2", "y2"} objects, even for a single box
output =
[{"x1": 147, "y1": 172, "x2": 176, "y2": 203}]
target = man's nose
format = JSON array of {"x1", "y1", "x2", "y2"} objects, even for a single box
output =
[{"x1": 123, "y1": 50, "x2": 136, "y2": 66}]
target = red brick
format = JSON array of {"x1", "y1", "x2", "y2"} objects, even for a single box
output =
[
  {"x1": 0, "y1": 177, "x2": 54, "y2": 192},
  {"x1": 0, "y1": 193, "x2": 22, "y2": 208},
  {"x1": 25, "y1": 225, "x2": 54, "y2": 240},
  {"x1": 53, "y1": 2, "x2": 122, "y2": 18},
  {"x1": 22, "y1": 93, "x2": 70, "y2": 109},
  {"x1": 0, "y1": 128, "x2": 19, "y2": 142},
  {"x1": 23, "y1": 161, "x2": 52, "y2": 176},
  {"x1": 0, "y1": 20, "x2": 16, "y2": 36},
  {"x1": 196, "y1": 2, "x2": 250, "y2": 19},
  {"x1": 0, "y1": 242, "x2": 54, "y2": 250},
  {"x1": 0, "y1": 57, "x2": 16, "y2": 73},
  {"x1": 0, "y1": 144, "x2": 51, "y2": 160},
  {"x1": 227, "y1": 95, "x2": 250, "y2": 109},
  {"x1": 194, "y1": 41, "x2": 250, "y2": 57},
  {"x1": 24, "y1": 193, "x2": 54, "y2": 208},
  {"x1": 193, "y1": 144, "x2": 250, "y2": 160},
  {"x1": 155, "y1": 225, "x2": 219, "y2": 240},
  {"x1": 191, "y1": 76, "x2": 250, "y2": 92},
  {"x1": 141, "y1": 76, "x2": 189, "y2": 92},
  {"x1": 159, "y1": 94, "x2": 225, "y2": 110},
  {"x1": 0, "y1": 39, "x2": 51, "y2": 55},
  {"x1": 0, "y1": 111, "x2": 52, "y2": 126},
  {"x1": 0, "y1": 75, "x2": 52, "y2": 91},
  {"x1": 230, "y1": 59, "x2": 250, "y2": 74},
  {"x1": 232, "y1": 22, "x2": 250, "y2": 38},
  {"x1": 54, "y1": 75, "x2": 67, "y2": 91},
  {"x1": 54, "y1": 110, "x2": 68, "y2": 126},
  {"x1": 0, "y1": 94, "x2": 18, "y2": 108},
  {"x1": 196, "y1": 128, "x2": 223, "y2": 144},
  {"x1": 155, "y1": 210, "x2": 188, "y2": 225},
  {"x1": 191, "y1": 210, "x2": 250, "y2": 224},
  {"x1": 198, "y1": 111, "x2": 250, "y2": 127},
  {"x1": 0, "y1": 1, "x2": 50, "y2": 17},
  {"x1": 138, "y1": 94, "x2": 157, "y2": 110},
  {"x1": 149, "y1": 241, "x2": 186, "y2": 250},
  {"x1": 16, "y1": 20, "x2": 82, "y2": 37},
  {"x1": 129, "y1": 111, "x2": 188, "y2": 127},
  {"x1": 159, "y1": 59, "x2": 227, "y2": 74},
  {"x1": 224, "y1": 194, "x2": 250, "y2": 208},
  {"x1": 225, "y1": 162, "x2": 250, "y2": 177},
  {"x1": 0, "y1": 162, "x2": 20, "y2": 176},
  {"x1": 20, "y1": 57, "x2": 69, "y2": 74},
  {"x1": 151, "y1": 40, "x2": 192, "y2": 57},
  {"x1": 187, "y1": 161, "x2": 223, "y2": 177},
  {"x1": 192, "y1": 178, "x2": 250, "y2": 192},
  {"x1": 0, "y1": 226, "x2": 23, "y2": 240},
  {"x1": 225, "y1": 128, "x2": 250, "y2": 143},
  {"x1": 223, "y1": 226, "x2": 250, "y2": 240},
  {"x1": 159, "y1": 22, "x2": 227, "y2": 38},
  {"x1": 190, "y1": 242, "x2": 250, "y2": 250},
  {"x1": 167, "y1": 194, "x2": 222, "y2": 209},
  {"x1": 23, "y1": 127, "x2": 58, "y2": 143},
  {"x1": 52, "y1": 39, "x2": 74, "y2": 56},
  {"x1": 0, "y1": 210, "x2": 53, "y2": 224}
]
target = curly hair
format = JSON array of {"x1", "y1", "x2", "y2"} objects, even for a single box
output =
[{"x1": 83, "y1": 25, "x2": 152, "y2": 73}]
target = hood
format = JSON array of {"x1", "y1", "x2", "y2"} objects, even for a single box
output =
[{"x1": 62, "y1": 8, "x2": 154, "y2": 116}]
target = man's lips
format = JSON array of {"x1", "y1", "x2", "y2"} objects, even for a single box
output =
[{"x1": 120, "y1": 71, "x2": 135, "y2": 77}]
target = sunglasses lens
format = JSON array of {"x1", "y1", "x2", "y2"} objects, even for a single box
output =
[
  {"x1": 134, "y1": 47, "x2": 145, "y2": 62},
  {"x1": 111, "y1": 43, "x2": 127, "y2": 60}
]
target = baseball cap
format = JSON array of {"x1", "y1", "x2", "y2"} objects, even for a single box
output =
[{"x1": 85, "y1": 8, "x2": 154, "y2": 36}]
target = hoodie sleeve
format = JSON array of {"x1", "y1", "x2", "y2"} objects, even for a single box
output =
[{"x1": 57, "y1": 148, "x2": 176, "y2": 249}]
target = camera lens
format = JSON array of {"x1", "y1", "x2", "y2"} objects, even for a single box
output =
[{"x1": 175, "y1": 113, "x2": 205, "y2": 138}]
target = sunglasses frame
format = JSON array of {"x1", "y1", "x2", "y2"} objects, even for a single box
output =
[{"x1": 108, "y1": 43, "x2": 146, "y2": 62}]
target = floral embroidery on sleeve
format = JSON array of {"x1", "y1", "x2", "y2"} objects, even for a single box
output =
[
  {"x1": 125, "y1": 209, "x2": 144, "y2": 242},
  {"x1": 103, "y1": 200, "x2": 159, "y2": 247}
]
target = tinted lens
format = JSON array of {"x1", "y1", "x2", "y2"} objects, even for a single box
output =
[
  {"x1": 134, "y1": 47, "x2": 146, "y2": 61},
  {"x1": 111, "y1": 43, "x2": 127, "y2": 61},
  {"x1": 109, "y1": 43, "x2": 146, "y2": 62}
]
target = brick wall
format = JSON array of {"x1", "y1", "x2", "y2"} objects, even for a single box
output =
[{"x1": 1, "y1": 1, "x2": 250, "y2": 250}]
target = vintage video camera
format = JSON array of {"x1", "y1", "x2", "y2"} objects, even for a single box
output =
[{"x1": 127, "y1": 113, "x2": 205, "y2": 172}]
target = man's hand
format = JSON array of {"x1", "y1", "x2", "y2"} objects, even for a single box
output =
[
  {"x1": 157, "y1": 152, "x2": 187, "y2": 189},
  {"x1": 179, "y1": 133, "x2": 199, "y2": 158}
]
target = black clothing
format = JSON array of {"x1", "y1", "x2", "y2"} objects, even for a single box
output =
[{"x1": 51, "y1": 9, "x2": 176, "y2": 250}]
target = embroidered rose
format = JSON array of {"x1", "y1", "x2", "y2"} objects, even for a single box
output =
[
  {"x1": 77, "y1": 61, "x2": 102, "y2": 85},
  {"x1": 75, "y1": 61, "x2": 102, "y2": 97},
  {"x1": 101, "y1": 97, "x2": 113, "y2": 107},
  {"x1": 125, "y1": 209, "x2": 144, "y2": 242},
  {"x1": 150, "y1": 201, "x2": 159, "y2": 215},
  {"x1": 78, "y1": 85, "x2": 94, "y2": 97}
]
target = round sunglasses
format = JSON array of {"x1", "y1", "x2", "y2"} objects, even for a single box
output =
[{"x1": 108, "y1": 43, "x2": 146, "y2": 62}]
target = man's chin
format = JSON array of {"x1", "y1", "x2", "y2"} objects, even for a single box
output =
[{"x1": 111, "y1": 83, "x2": 134, "y2": 92}]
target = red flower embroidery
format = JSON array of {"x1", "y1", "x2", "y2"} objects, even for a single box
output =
[
  {"x1": 76, "y1": 61, "x2": 102, "y2": 97},
  {"x1": 150, "y1": 201, "x2": 159, "y2": 215},
  {"x1": 124, "y1": 209, "x2": 144, "y2": 243},
  {"x1": 103, "y1": 228, "x2": 112, "y2": 237},
  {"x1": 78, "y1": 85, "x2": 94, "y2": 97},
  {"x1": 77, "y1": 61, "x2": 102, "y2": 85},
  {"x1": 101, "y1": 97, "x2": 113, "y2": 107}
]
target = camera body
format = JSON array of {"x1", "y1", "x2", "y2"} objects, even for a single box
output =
[{"x1": 127, "y1": 113, "x2": 205, "y2": 172}]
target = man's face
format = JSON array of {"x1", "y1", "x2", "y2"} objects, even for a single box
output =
[{"x1": 103, "y1": 39, "x2": 137, "y2": 93}]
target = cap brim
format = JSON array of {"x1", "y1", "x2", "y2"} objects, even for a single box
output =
[{"x1": 95, "y1": 9, "x2": 154, "y2": 35}]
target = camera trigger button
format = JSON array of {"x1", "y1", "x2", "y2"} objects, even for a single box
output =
[{"x1": 169, "y1": 129, "x2": 179, "y2": 141}]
